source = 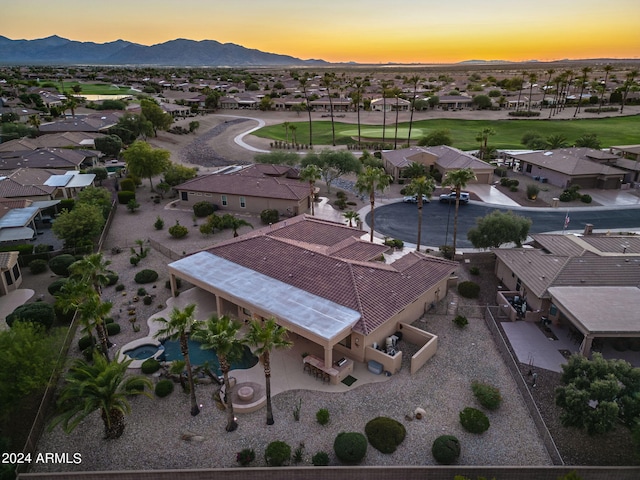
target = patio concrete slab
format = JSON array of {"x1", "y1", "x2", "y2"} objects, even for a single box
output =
[{"x1": 501, "y1": 321, "x2": 572, "y2": 373}]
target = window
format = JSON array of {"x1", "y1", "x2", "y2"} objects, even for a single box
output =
[
  {"x1": 181, "y1": 191, "x2": 188, "y2": 201},
  {"x1": 4, "y1": 270, "x2": 13, "y2": 286},
  {"x1": 221, "y1": 195, "x2": 228, "y2": 206},
  {"x1": 526, "y1": 164, "x2": 532, "y2": 173},
  {"x1": 12, "y1": 264, "x2": 20, "y2": 281},
  {"x1": 239, "y1": 196, "x2": 246, "y2": 208}
]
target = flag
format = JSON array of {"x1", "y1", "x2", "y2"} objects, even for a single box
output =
[{"x1": 564, "y1": 211, "x2": 570, "y2": 229}]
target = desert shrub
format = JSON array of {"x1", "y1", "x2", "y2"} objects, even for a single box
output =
[
  {"x1": 143, "y1": 295, "x2": 153, "y2": 305},
  {"x1": 154, "y1": 216, "x2": 164, "y2": 230},
  {"x1": 458, "y1": 281, "x2": 480, "y2": 298},
  {"x1": 48, "y1": 254, "x2": 77, "y2": 276},
  {"x1": 432, "y1": 435, "x2": 460, "y2": 464},
  {"x1": 527, "y1": 184, "x2": 540, "y2": 200},
  {"x1": 336, "y1": 191, "x2": 347, "y2": 200},
  {"x1": 169, "y1": 222, "x2": 188, "y2": 239},
  {"x1": 494, "y1": 167, "x2": 508, "y2": 177},
  {"x1": 130, "y1": 256, "x2": 141, "y2": 266},
  {"x1": 78, "y1": 335, "x2": 95, "y2": 351},
  {"x1": 106, "y1": 322, "x2": 121, "y2": 335},
  {"x1": 260, "y1": 208, "x2": 279, "y2": 225},
  {"x1": 155, "y1": 379, "x2": 174, "y2": 398},
  {"x1": 365, "y1": 416, "x2": 406, "y2": 454},
  {"x1": 469, "y1": 266, "x2": 480, "y2": 275},
  {"x1": 439, "y1": 244, "x2": 454, "y2": 260},
  {"x1": 141, "y1": 358, "x2": 160, "y2": 374},
  {"x1": 311, "y1": 451, "x2": 330, "y2": 466},
  {"x1": 509, "y1": 185, "x2": 518, "y2": 192},
  {"x1": 29, "y1": 259, "x2": 48, "y2": 274},
  {"x1": 105, "y1": 270, "x2": 119, "y2": 286},
  {"x1": 47, "y1": 278, "x2": 68, "y2": 295},
  {"x1": 472, "y1": 381, "x2": 502, "y2": 410},
  {"x1": 34, "y1": 243, "x2": 53, "y2": 254},
  {"x1": 104, "y1": 317, "x2": 114, "y2": 324},
  {"x1": 581, "y1": 194, "x2": 592, "y2": 204},
  {"x1": 137, "y1": 287, "x2": 147, "y2": 296},
  {"x1": 334, "y1": 198, "x2": 347, "y2": 210},
  {"x1": 459, "y1": 407, "x2": 490, "y2": 434},
  {"x1": 6, "y1": 302, "x2": 55, "y2": 329},
  {"x1": 559, "y1": 191, "x2": 573, "y2": 202},
  {"x1": 453, "y1": 315, "x2": 469, "y2": 328},
  {"x1": 117, "y1": 190, "x2": 136, "y2": 205},
  {"x1": 383, "y1": 238, "x2": 404, "y2": 249},
  {"x1": 115, "y1": 283, "x2": 125, "y2": 291},
  {"x1": 264, "y1": 441, "x2": 291, "y2": 467},
  {"x1": 333, "y1": 432, "x2": 367, "y2": 465},
  {"x1": 135, "y1": 269, "x2": 158, "y2": 284},
  {"x1": 120, "y1": 178, "x2": 136, "y2": 192},
  {"x1": 316, "y1": 408, "x2": 330, "y2": 425},
  {"x1": 236, "y1": 448, "x2": 255, "y2": 467},
  {"x1": 193, "y1": 201, "x2": 217, "y2": 218}
]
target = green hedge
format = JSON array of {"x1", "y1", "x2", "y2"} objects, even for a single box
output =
[
  {"x1": 6, "y1": 302, "x2": 56, "y2": 329},
  {"x1": 106, "y1": 322, "x2": 121, "y2": 335},
  {"x1": 458, "y1": 281, "x2": 480, "y2": 299},
  {"x1": 365, "y1": 416, "x2": 406, "y2": 454},
  {"x1": 117, "y1": 190, "x2": 136, "y2": 205},
  {"x1": 29, "y1": 259, "x2": 48, "y2": 274},
  {"x1": 155, "y1": 379, "x2": 174, "y2": 398},
  {"x1": 432, "y1": 435, "x2": 460, "y2": 465},
  {"x1": 333, "y1": 432, "x2": 367, "y2": 465},
  {"x1": 48, "y1": 254, "x2": 77, "y2": 276},
  {"x1": 459, "y1": 407, "x2": 490, "y2": 434},
  {"x1": 134, "y1": 269, "x2": 158, "y2": 284}
]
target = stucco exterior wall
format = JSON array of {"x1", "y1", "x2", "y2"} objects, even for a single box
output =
[{"x1": 178, "y1": 191, "x2": 309, "y2": 215}]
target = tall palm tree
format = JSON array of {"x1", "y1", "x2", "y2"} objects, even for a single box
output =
[
  {"x1": 282, "y1": 121, "x2": 290, "y2": 144},
  {"x1": 573, "y1": 67, "x2": 592, "y2": 117},
  {"x1": 403, "y1": 161, "x2": 427, "y2": 180},
  {"x1": 598, "y1": 65, "x2": 613, "y2": 114},
  {"x1": 550, "y1": 74, "x2": 564, "y2": 118},
  {"x1": 28, "y1": 114, "x2": 41, "y2": 128},
  {"x1": 390, "y1": 87, "x2": 403, "y2": 149},
  {"x1": 404, "y1": 176, "x2": 435, "y2": 252},
  {"x1": 222, "y1": 214, "x2": 253, "y2": 237},
  {"x1": 289, "y1": 124, "x2": 297, "y2": 145},
  {"x1": 404, "y1": 75, "x2": 423, "y2": 145},
  {"x1": 299, "y1": 73, "x2": 313, "y2": 147},
  {"x1": 321, "y1": 72, "x2": 337, "y2": 146},
  {"x1": 442, "y1": 168, "x2": 477, "y2": 257},
  {"x1": 542, "y1": 68, "x2": 555, "y2": 110},
  {"x1": 300, "y1": 164, "x2": 322, "y2": 215},
  {"x1": 527, "y1": 72, "x2": 538, "y2": 112},
  {"x1": 620, "y1": 69, "x2": 638, "y2": 114},
  {"x1": 245, "y1": 318, "x2": 292, "y2": 425},
  {"x1": 193, "y1": 315, "x2": 244, "y2": 432},
  {"x1": 355, "y1": 166, "x2": 391, "y2": 242},
  {"x1": 69, "y1": 253, "x2": 111, "y2": 295},
  {"x1": 562, "y1": 69, "x2": 575, "y2": 112},
  {"x1": 154, "y1": 304, "x2": 201, "y2": 416},
  {"x1": 476, "y1": 128, "x2": 496, "y2": 160},
  {"x1": 343, "y1": 210, "x2": 360, "y2": 227},
  {"x1": 380, "y1": 80, "x2": 393, "y2": 146},
  {"x1": 350, "y1": 77, "x2": 365, "y2": 146},
  {"x1": 515, "y1": 71, "x2": 527, "y2": 112},
  {"x1": 51, "y1": 352, "x2": 151, "y2": 439}
]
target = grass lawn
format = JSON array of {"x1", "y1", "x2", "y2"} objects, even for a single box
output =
[
  {"x1": 39, "y1": 81, "x2": 138, "y2": 96},
  {"x1": 253, "y1": 116, "x2": 640, "y2": 150}
]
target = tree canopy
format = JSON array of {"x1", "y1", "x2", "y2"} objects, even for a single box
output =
[
  {"x1": 140, "y1": 98, "x2": 173, "y2": 136},
  {"x1": 254, "y1": 151, "x2": 300, "y2": 166},
  {"x1": 418, "y1": 129, "x2": 453, "y2": 147},
  {"x1": 467, "y1": 210, "x2": 532, "y2": 248},
  {"x1": 52, "y1": 203, "x2": 105, "y2": 249},
  {"x1": 163, "y1": 163, "x2": 197, "y2": 187},
  {"x1": 108, "y1": 113, "x2": 154, "y2": 145},
  {"x1": 122, "y1": 141, "x2": 171, "y2": 190},
  {"x1": 94, "y1": 134, "x2": 123, "y2": 157},
  {"x1": 300, "y1": 150, "x2": 361, "y2": 193}
]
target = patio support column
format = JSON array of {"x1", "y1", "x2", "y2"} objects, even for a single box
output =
[
  {"x1": 323, "y1": 345, "x2": 333, "y2": 369},
  {"x1": 169, "y1": 274, "x2": 178, "y2": 297},
  {"x1": 579, "y1": 334, "x2": 594, "y2": 357}
]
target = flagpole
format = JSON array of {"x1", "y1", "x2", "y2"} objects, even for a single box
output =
[{"x1": 563, "y1": 210, "x2": 570, "y2": 233}]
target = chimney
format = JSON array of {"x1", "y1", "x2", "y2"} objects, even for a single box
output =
[{"x1": 583, "y1": 224, "x2": 593, "y2": 236}]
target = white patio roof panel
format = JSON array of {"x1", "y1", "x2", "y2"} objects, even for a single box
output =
[
  {"x1": 169, "y1": 251, "x2": 361, "y2": 341},
  {"x1": 0, "y1": 227, "x2": 34, "y2": 242},
  {"x1": 0, "y1": 206, "x2": 39, "y2": 228}
]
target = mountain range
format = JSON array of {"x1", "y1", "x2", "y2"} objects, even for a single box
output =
[{"x1": 0, "y1": 35, "x2": 329, "y2": 67}]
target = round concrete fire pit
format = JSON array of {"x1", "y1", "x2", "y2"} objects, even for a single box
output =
[{"x1": 237, "y1": 386, "x2": 254, "y2": 401}]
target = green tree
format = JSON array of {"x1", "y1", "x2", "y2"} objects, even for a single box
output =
[
  {"x1": 301, "y1": 150, "x2": 361, "y2": 193},
  {"x1": 259, "y1": 96, "x2": 274, "y2": 111},
  {"x1": 94, "y1": 134, "x2": 123, "y2": 158},
  {"x1": 52, "y1": 203, "x2": 105, "y2": 249},
  {"x1": 515, "y1": 70, "x2": 528, "y2": 112},
  {"x1": 404, "y1": 176, "x2": 435, "y2": 251},
  {"x1": 221, "y1": 214, "x2": 253, "y2": 237},
  {"x1": 154, "y1": 304, "x2": 201, "y2": 416},
  {"x1": 87, "y1": 167, "x2": 108, "y2": 185},
  {"x1": 573, "y1": 67, "x2": 592, "y2": 117},
  {"x1": 192, "y1": 315, "x2": 245, "y2": 432},
  {"x1": 122, "y1": 141, "x2": 171, "y2": 190},
  {"x1": 76, "y1": 185, "x2": 112, "y2": 218},
  {"x1": 402, "y1": 162, "x2": 427, "y2": 180},
  {"x1": 442, "y1": 168, "x2": 477, "y2": 256},
  {"x1": 476, "y1": 128, "x2": 495, "y2": 160},
  {"x1": 245, "y1": 318, "x2": 292, "y2": 425},
  {"x1": 343, "y1": 210, "x2": 360, "y2": 227},
  {"x1": 51, "y1": 352, "x2": 151, "y2": 439},
  {"x1": 575, "y1": 133, "x2": 601, "y2": 149},
  {"x1": 350, "y1": 77, "x2": 365, "y2": 145},
  {"x1": 555, "y1": 353, "x2": 640, "y2": 435},
  {"x1": 620, "y1": 68, "x2": 638, "y2": 114},
  {"x1": 300, "y1": 164, "x2": 322, "y2": 216},
  {"x1": 321, "y1": 73, "x2": 337, "y2": 146},
  {"x1": 163, "y1": 163, "x2": 197, "y2": 187},
  {"x1": 355, "y1": 166, "x2": 391, "y2": 242},
  {"x1": 108, "y1": 113, "x2": 154, "y2": 144},
  {"x1": 526, "y1": 72, "x2": 538, "y2": 112},
  {"x1": 68, "y1": 252, "x2": 112, "y2": 294},
  {"x1": 467, "y1": 210, "x2": 532, "y2": 248},
  {"x1": 404, "y1": 75, "x2": 423, "y2": 145},
  {"x1": 546, "y1": 134, "x2": 569, "y2": 149},
  {"x1": 298, "y1": 73, "x2": 314, "y2": 147},
  {"x1": 380, "y1": 79, "x2": 394, "y2": 145},
  {"x1": 418, "y1": 129, "x2": 452, "y2": 147},
  {"x1": 254, "y1": 151, "x2": 300, "y2": 166},
  {"x1": 598, "y1": 65, "x2": 614, "y2": 114},
  {"x1": 140, "y1": 98, "x2": 172, "y2": 136},
  {"x1": 472, "y1": 94, "x2": 492, "y2": 110}
]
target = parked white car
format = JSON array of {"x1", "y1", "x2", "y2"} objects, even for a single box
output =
[{"x1": 402, "y1": 194, "x2": 430, "y2": 204}]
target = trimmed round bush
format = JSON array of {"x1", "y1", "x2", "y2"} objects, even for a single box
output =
[
  {"x1": 106, "y1": 322, "x2": 121, "y2": 335},
  {"x1": 78, "y1": 335, "x2": 95, "y2": 351},
  {"x1": 104, "y1": 317, "x2": 114, "y2": 324},
  {"x1": 169, "y1": 223, "x2": 188, "y2": 238},
  {"x1": 143, "y1": 295, "x2": 153, "y2": 305},
  {"x1": 458, "y1": 281, "x2": 480, "y2": 299},
  {"x1": 316, "y1": 408, "x2": 330, "y2": 425},
  {"x1": 117, "y1": 190, "x2": 136, "y2": 205},
  {"x1": 193, "y1": 201, "x2": 217, "y2": 218},
  {"x1": 48, "y1": 254, "x2": 77, "y2": 276},
  {"x1": 141, "y1": 358, "x2": 161, "y2": 374},
  {"x1": 29, "y1": 259, "x2": 48, "y2": 274},
  {"x1": 365, "y1": 416, "x2": 406, "y2": 454},
  {"x1": 134, "y1": 269, "x2": 158, "y2": 284},
  {"x1": 155, "y1": 379, "x2": 174, "y2": 398},
  {"x1": 260, "y1": 209, "x2": 279, "y2": 225},
  {"x1": 120, "y1": 178, "x2": 136, "y2": 192},
  {"x1": 264, "y1": 441, "x2": 291, "y2": 467},
  {"x1": 333, "y1": 432, "x2": 367, "y2": 465},
  {"x1": 472, "y1": 381, "x2": 502, "y2": 410},
  {"x1": 105, "y1": 270, "x2": 119, "y2": 286},
  {"x1": 432, "y1": 435, "x2": 460, "y2": 465},
  {"x1": 6, "y1": 302, "x2": 55, "y2": 329},
  {"x1": 115, "y1": 283, "x2": 125, "y2": 291},
  {"x1": 137, "y1": 287, "x2": 147, "y2": 296},
  {"x1": 459, "y1": 407, "x2": 490, "y2": 434},
  {"x1": 48, "y1": 278, "x2": 68, "y2": 296},
  {"x1": 312, "y1": 451, "x2": 330, "y2": 466},
  {"x1": 581, "y1": 194, "x2": 592, "y2": 204}
]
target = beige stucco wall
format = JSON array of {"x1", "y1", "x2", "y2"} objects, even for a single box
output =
[
  {"x1": 397, "y1": 322, "x2": 438, "y2": 374},
  {"x1": 178, "y1": 191, "x2": 309, "y2": 215}
]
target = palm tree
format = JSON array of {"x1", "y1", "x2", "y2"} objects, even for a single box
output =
[
  {"x1": 300, "y1": 164, "x2": 322, "y2": 215},
  {"x1": 562, "y1": 69, "x2": 575, "y2": 112},
  {"x1": 404, "y1": 75, "x2": 423, "y2": 145},
  {"x1": 403, "y1": 161, "x2": 427, "y2": 180},
  {"x1": 620, "y1": 69, "x2": 638, "y2": 114},
  {"x1": 299, "y1": 73, "x2": 313, "y2": 147},
  {"x1": 546, "y1": 134, "x2": 569, "y2": 149},
  {"x1": 63, "y1": 94, "x2": 78, "y2": 118},
  {"x1": 282, "y1": 121, "x2": 290, "y2": 144},
  {"x1": 380, "y1": 80, "x2": 393, "y2": 145},
  {"x1": 515, "y1": 71, "x2": 527, "y2": 112},
  {"x1": 343, "y1": 210, "x2": 360, "y2": 227},
  {"x1": 321, "y1": 73, "x2": 337, "y2": 146},
  {"x1": 51, "y1": 352, "x2": 151, "y2": 439},
  {"x1": 245, "y1": 318, "x2": 292, "y2": 425},
  {"x1": 28, "y1": 114, "x2": 41, "y2": 128},
  {"x1": 542, "y1": 68, "x2": 555, "y2": 110},
  {"x1": 222, "y1": 214, "x2": 253, "y2": 237},
  {"x1": 573, "y1": 67, "x2": 592, "y2": 117},
  {"x1": 550, "y1": 74, "x2": 564, "y2": 118},
  {"x1": 404, "y1": 176, "x2": 435, "y2": 252},
  {"x1": 289, "y1": 124, "x2": 297, "y2": 145},
  {"x1": 154, "y1": 304, "x2": 201, "y2": 416},
  {"x1": 193, "y1": 315, "x2": 244, "y2": 432},
  {"x1": 527, "y1": 72, "x2": 538, "y2": 112},
  {"x1": 350, "y1": 77, "x2": 364, "y2": 146},
  {"x1": 476, "y1": 128, "x2": 496, "y2": 160},
  {"x1": 69, "y1": 253, "x2": 111, "y2": 295},
  {"x1": 390, "y1": 87, "x2": 403, "y2": 149},
  {"x1": 442, "y1": 168, "x2": 476, "y2": 257},
  {"x1": 355, "y1": 166, "x2": 391, "y2": 242},
  {"x1": 598, "y1": 65, "x2": 613, "y2": 114}
]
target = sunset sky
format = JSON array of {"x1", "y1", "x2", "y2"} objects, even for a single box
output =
[{"x1": 5, "y1": 0, "x2": 640, "y2": 64}]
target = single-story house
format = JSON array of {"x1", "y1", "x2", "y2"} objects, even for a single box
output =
[
  {"x1": 38, "y1": 112, "x2": 123, "y2": 133},
  {"x1": 0, "y1": 132, "x2": 105, "y2": 152},
  {"x1": 0, "y1": 168, "x2": 94, "y2": 202},
  {"x1": 167, "y1": 215, "x2": 457, "y2": 379},
  {"x1": 0, "y1": 251, "x2": 22, "y2": 296},
  {"x1": 494, "y1": 232, "x2": 640, "y2": 356},
  {"x1": 382, "y1": 146, "x2": 494, "y2": 184},
  {"x1": 174, "y1": 164, "x2": 312, "y2": 215},
  {"x1": 0, "y1": 148, "x2": 98, "y2": 171},
  {"x1": 505, "y1": 148, "x2": 626, "y2": 189},
  {"x1": 437, "y1": 95, "x2": 473, "y2": 110},
  {"x1": 310, "y1": 97, "x2": 352, "y2": 112},
  {"x1": 370, "y1": 97, "x2": 411, "y2": 112}
]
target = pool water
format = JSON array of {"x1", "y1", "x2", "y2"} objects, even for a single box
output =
[
  {"x1": 124, "y1": 344, "x2": 162, "y2": 360},
  {"x1": 160, "y1": 339, "x2": 258, "y2": 376}
]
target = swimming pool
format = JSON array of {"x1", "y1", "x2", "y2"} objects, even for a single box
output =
[{"x1": 160, "y1": 339, "x2": 258, "y2": 376}]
